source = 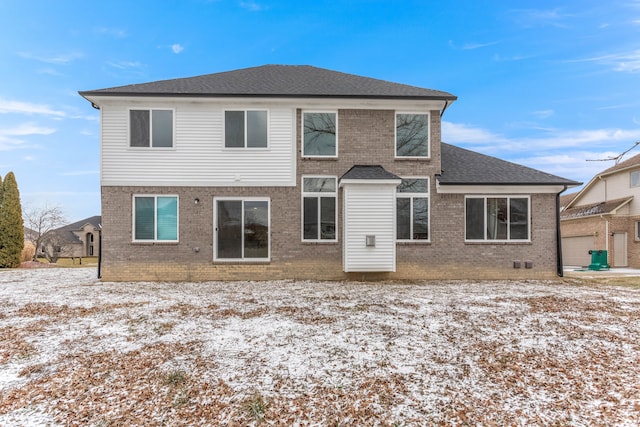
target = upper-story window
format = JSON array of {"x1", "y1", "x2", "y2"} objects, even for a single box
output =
[
  {"x1": 130, "y1": 109, "x2": 173, "y2": 148},
  {"x1": 630, "y1": 170, "x2": 640, "y2": 187},
  {"x1": 303, "y1": 111, "x2": 337, "y2": 157},
  {"x1": 396, "y1": 178, "x2": 429, "y2": 241},
  {"x1": 396, "y1": 113, "x2": 429, "y2": 158},
  {"x1": 225, "y1": 110, "x2": 268, "y2": 148}
]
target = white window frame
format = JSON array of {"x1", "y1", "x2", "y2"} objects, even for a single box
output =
[
  {"x1": 132, "y1": 195, "x2": 179, "y2": 242},
  {"x1": 213, "y1": 197, "x2": 271, "y2": 262},
  {"x1": 394, "y1": 112, "x2": 430, "y2": 159},
  {"x1": 464, "y1": 195, "x2": 531, "y2": 242},
  {"x1": 223, "y1": 109, "x2": 269, "y2": 149},
  {"x1": 396, "y1": 177, "x2": 430, "y2": 242},
  {"x1": 128, "y1": 108, "x2": 175, "y2": 149},
  {"x1": 301, "y1": 176, "x2": 338, "y2": 242},
  {"x1": 302, "y1": 110, "x2": 338, "y2": 158}
]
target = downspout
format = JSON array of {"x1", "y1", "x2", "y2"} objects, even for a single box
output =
[
  {"x1": 440, "y1": 100, "x2": 450, "y2": 117},
  {"x1": 556, "y1": 186, "x2": 567, "y2": 277}
]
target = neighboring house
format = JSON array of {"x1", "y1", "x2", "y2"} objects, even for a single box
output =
[
  {"x1": 40, "y1": 216, "x2": 102, "y2": 259},
  {"x1": 79, "y1": 65, "x2": 579, "y2": 281},
  {"x1": 561, "y1": 154, "x2": 640, "y2": 268}
]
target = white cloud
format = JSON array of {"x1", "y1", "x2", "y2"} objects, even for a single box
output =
[
  {"x1": 1, "y1": 123, "x2": 56, "y2": 136},
  {"x1": 171, "y1": 44, "x2": 184, "y2": 54},
  {"x1": 508, "y1": 8, "x2": 572, "y2": 29},
  {"x1": 59, "y1": 170, "x2": 99, "y2": 176},
  {"x1": 106, "y1": 60, "x2": 144, "y2": 70},
  {"x1": 95, "y1": 27, "x2": 127, "y2": 38},
  {"x1": 240, "y1": 1, "x2": 266, "y2": 11},
  {"x1": 532, "y1": 109, "x2": 554, "y2": 119},
  {"x1": 17, "y1": 51, "x2": 84, "y2": 65},
  {"x1": 575, "y1": 49, "x2": 640, "y2": 73},
  {"x1": 443, "y1": 120, "x2": 640, "y2": 186},
  {"x1": 0, "y1": 123, "x2": 55, "y2": 151},
  {"x1": 0, "y1": 99, "x2": 66, "y2": 117},
  {"x1": 441, "y1": 121, "x2": 508, "y2": 144}
]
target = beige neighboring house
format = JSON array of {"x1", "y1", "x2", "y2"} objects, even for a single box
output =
[
  {"x1": 561, "y1": 154, "x2": 640, "y2": 268},
  {"x1": 40, "y1": 216, "x2": 102, "y2": 259}
]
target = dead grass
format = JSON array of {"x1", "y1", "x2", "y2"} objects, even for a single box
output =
[{"x1": 0, "y1": 268, "x2": 639, "y2": 426}]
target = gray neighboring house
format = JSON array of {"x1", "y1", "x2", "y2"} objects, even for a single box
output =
[
  {"x1": 79, "y1": 65, "x2": 579, "y2": 281},
  {"x1": 41, "y1": 216, "x2": 101, "y2": 259}
]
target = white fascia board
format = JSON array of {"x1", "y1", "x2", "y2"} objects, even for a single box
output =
[
  {"x1": 436, "y1": 183, "x2": 567, "y2": 194},
  {"x1": 85, "y1": 95, "x2": 450, "y2": 111},
  {"x1": 339, "y1": 179, "x2": 402, "y2": 187}
]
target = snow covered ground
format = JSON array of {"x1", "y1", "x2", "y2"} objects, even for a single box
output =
[{"x1": 0, "y1": 268, "x2": 639, "y2": 426}]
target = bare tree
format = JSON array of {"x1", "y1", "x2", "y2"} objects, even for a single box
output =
[{"x1": 23, "y1": 205, "x2": 66, "y2": 262}]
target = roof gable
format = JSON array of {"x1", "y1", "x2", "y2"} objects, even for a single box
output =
[
  {"x1": 439, "y1": 143, "x2": 580, "y2": 186},
  {"x1": 79, "y1": 65, "x2": 457, "y2": 101}
]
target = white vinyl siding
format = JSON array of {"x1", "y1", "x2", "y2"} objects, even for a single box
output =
[
  {"x1": 342, "y1": 183, "x2": 397, "y2": 272},
  {"x1": 101, "y1": 102, "x2": 295, "y2": 186}
]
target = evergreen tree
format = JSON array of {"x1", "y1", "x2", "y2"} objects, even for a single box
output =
[{"x1": 0, "y1": 172, "x2": 24, "y2": 268}]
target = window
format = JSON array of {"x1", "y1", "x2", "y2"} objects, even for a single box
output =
[
  {"x1": 225, "y1": 110, "x2": 268, "y2": 148},
  {"x1": 396, "y1": 178, "x2": 429, "y2": 241},
  {"x1": 303, "y1": 111, "x2": 337, "y2": 157},
  {"x1": 130, "y1": 109, "x2": 173, "y2": 148},
  {"x1": 302, "y1": 177, "x2": 337, "y2": 241},
  {"x1": 465, "y1": 196, "x2": 529, "y2": 241},
  {"x1": 631, "y1": 171, "x2": 640, "y2": 187},
  {"x1": 396, "y1": 113, "x2": 429, "y2": 157},
  {"x1": 636, "y1": 221, "x2": 640, "y2": 241},
  {"x1": 133, "y1": 196, "x2": 178, "y2": 242},
  {"x1": 215, "y1": 198, "x2": 269, "y2": 260}
]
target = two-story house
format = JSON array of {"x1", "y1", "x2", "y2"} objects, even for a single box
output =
[
  {"x1": 561, "y1": 153, "x2": 640, "y2": 268},
  {"x1": 79, "y1": 65, "x2": 579, "y2": 281}
]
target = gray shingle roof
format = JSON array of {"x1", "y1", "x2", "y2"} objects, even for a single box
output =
[
  {"x1": 439, "y1": 143, "x2": 580, "y2": 186},
  {"x1": 560, "y1": 197, "x2": 633, "y2": 219},
  {"x1": 79, "y1": 65, "x2": 457, "y2": 100},
  {"x1": 340, "y1": 165, "x2": 401, "y2": 181},
  {"x1": 53, "y1": 215, "x2": 102, "y2": 244}
]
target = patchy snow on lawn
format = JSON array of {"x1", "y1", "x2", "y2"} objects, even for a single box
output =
[{"x1": 0, "y1": 268, "x2": 639, "y2": 426}]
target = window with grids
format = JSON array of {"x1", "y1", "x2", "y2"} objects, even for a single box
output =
[
  {"x1": 224, "y1": 110, "x2": 268, "y2": 148},
  {"x1": 302, "y1": 177, "x2": 337, "y2": 241},
  {"x1": 396, "y1": 178, "x2": 429, "y2": 241},
  {"x1": 130, "y1": 109, "x2": 173, "y2": 148},
  {"x1": 303, "y1": 111, "x2": 337, "y2": 157},
  {"x1": 133, "y1": 196, "x2": 178, "y2": 242},
  {"x1": 465, "y1": 196, "x2": 529, "y2": 241}
]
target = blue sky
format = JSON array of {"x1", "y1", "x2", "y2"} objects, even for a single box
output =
[{"x1": 1, "y1": 0, "x2": 639, "y2": 221}]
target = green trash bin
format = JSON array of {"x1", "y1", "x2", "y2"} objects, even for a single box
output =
[{"x1": 588, "y1": 249, "x2": 610, "y2": 271}]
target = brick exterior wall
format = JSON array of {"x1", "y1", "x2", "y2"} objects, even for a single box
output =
[{"x1": 100, "y1": 109, "x2": 561, "y2": 281}]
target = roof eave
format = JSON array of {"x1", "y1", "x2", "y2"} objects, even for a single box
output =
[{"x1": 79, "y1": 91, "x2": 457, "y2": 101}]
